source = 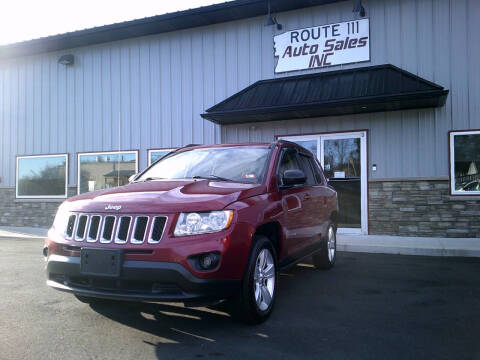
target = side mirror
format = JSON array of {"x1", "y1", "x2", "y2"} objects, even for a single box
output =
[
  {"x1": 128, "y1": 173, "x2": 138, "y2": 183},
  {"x1": 282, "y1": 169, "x2": 306, "y2": 186}
]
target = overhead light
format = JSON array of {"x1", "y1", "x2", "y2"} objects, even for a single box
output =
[
  {"x1": 58, "y1": 54, "x2": 74, "y2": 66},
  {"x1": 353, "y1": 0, "x2": 366, "y2": 17},
  {"x1": 265, "y1": 0, "x2": 282, "y2": 30}
]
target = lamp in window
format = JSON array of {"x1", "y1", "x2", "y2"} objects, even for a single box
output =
[
  {"x1": 468, "y1": 161, "x2": 478, "y2": 176},
  {"x1": 265, "y1": 0, "x2": 282, "y2": 30}
]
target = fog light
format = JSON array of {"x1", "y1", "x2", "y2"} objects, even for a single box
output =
[{"x1": 199, "y1": 253, "x2": 220, "y2": 270}]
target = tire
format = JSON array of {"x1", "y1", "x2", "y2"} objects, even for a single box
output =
[
  {"x1": 227, "y1": 235, "x2": 277, "y2": 324},
  {"x1": 313, "y1": 223, "x2": 336, "y2": 270}
]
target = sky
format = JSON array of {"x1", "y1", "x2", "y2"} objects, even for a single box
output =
[{"x1": 0, "y1": 0, "x2": 231, "y2": 46}]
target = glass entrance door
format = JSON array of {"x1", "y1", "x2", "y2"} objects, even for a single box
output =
[{"x1": 280, "y1": 131, "x2": 367, "y2": 234}]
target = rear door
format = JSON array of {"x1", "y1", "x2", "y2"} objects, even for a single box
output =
[{"x1": 296, "y1": 152, "x2": 328, "y2": 248}]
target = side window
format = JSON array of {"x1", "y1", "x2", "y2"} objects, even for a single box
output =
[
  {"x1": 298, "y1": 154, "x2": 316, "y2": 185},
  {"x1": 309, "y1": 157, "x2": 325, "y2": 184},
  {"x1": 278, "y1": 149, "x2": 301, "y2": 185}
]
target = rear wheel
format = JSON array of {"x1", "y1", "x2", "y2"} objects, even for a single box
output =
[
  {"x1": 313, "y1": 224, "x2": 336, "y2": 270},
  {"x1": 227, "y1": 235, "x2": 277, "y2": 324}
]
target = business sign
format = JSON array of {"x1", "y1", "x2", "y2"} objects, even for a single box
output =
[{"x1": 274, "y1": 18, "x2": 370, "y2": 73}]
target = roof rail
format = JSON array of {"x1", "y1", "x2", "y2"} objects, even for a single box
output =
[{"x1": 271, "y1": 139, "x2": 295, "y2": 146}]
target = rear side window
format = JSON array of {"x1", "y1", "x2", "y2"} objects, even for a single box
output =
[{"x1": 298, "y1": 154, "x2": 316, "y2": 185}]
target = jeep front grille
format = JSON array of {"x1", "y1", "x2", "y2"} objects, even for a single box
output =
[
  {"x1": 132, "y1": 217, "x2": 148, "y2": 244},
  {"x1": 101, "y1": 216, "x2": 116, "y2": 243},
  {"x1": 115, "y1": 216, "x2": 132, "y2": 244},
  {"x1": 65, "y1": 214, "x2": 168, "y2": 245},
  {"x1": 87, "y1": 216, "x2": 101, "y2": 242},
  {"x1": 75, "y1": 215, "x2": 88, "y2": 241},
  {"x1": 66, "y1": 215, "x2": 76, "y2": 238},
  {"x1": 150, "y1": 217, "x2": 167, "y2": 244}
]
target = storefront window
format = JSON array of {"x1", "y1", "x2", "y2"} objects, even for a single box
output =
[
  {"x1": 450, "y1": 130, "x2": 480, "y2": 195},
  {"x1": 16, "y1": 154, "x2": 68, "y2": 198},
  {"x1": 78, "y1": 151, "x2": 138, "y2": 194},
  {"x1": 148, "y1": 149, "x2": 176, "y2": 165}
]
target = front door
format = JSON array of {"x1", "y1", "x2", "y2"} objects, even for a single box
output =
[
  {"x1": 279, "y1": 131, "x2": 368, "y2": 234},
  {"x1": 277, "y1": 147, "x2": 313, "y2": 255}
]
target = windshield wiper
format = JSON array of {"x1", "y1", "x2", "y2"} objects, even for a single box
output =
[{"x1": 192, "y1": 174, "x2": 233, "y2": 182}]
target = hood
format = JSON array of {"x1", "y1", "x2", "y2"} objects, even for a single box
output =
[{"x1": 65, "y1": 179, "x2": 266, "y2": 214}]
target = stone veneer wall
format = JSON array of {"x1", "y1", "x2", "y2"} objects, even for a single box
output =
[
  {"x1": 0, "y1": 187, "x2": 76, "y2": 228},
  {"x1": 1, "y1": 181, "x2": 479, "y2": 237},
  {"x1": 369, "y1": 180, "x2": 480, "y2": 238}
]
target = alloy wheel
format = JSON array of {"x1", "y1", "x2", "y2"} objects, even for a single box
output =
[
  {"x1": 328, "y1": 226, "x2": 336, "y2": 262},
  {"x1": 253, "y1": 248, "x2": 275, "y2": 311}
]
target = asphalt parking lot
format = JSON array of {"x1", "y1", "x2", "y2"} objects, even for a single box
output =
[{"x1": 0, "y1": 237, "x2": 479, "y2": 360}]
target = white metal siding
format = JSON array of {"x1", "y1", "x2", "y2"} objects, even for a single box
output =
[{"x1": 0, "y1": 0, "x2": 479, "y2": 187}]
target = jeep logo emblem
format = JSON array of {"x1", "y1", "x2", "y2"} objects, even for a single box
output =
[{"x1": 105, "y1": 204, "x2": 122, "y2": 211}]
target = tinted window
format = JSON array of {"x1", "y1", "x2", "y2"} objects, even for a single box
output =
[
  {"x1": 17, "y1": 155, "x2": 67, "y2": 198},
  {"x1": 309, "y1": 157, "x2": 324, "y2": 184},
  {"x1": 79, "y1": 152, "x2": 137, "y2": 194},
  {"x1": 298, "y1": 154, "x2": 316, "y2": 185},
  {"x1": 278, "y1": 149, "x2": 301, "y2": 185}
]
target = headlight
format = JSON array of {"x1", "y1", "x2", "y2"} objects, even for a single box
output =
[{"x1": 174, "y1": 211, "x2": 234, "y2": 236}]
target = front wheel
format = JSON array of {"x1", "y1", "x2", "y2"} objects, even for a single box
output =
[
  {"x1": 227, "y1": 235, "x2": 277, "y2": 324},
  {"x1": 313, "y1": 224, "x2": 336, "y2": 270}
]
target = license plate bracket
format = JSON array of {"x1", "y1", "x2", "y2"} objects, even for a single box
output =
[{"x1": 80, "y1": 248, "x2": 122, "y2": 277}]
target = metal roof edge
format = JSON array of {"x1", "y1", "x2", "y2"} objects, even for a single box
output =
[{"x1": 0, "y1": 0, "x2": 345, "y2": 60}]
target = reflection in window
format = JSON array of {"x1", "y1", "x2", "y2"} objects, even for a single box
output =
[
  {"x1": 323, "y1": 138, "x2": 360, "y2": 179},
  {"x1": 78, "y1": 152, "x2": 138, "y2": 194},
  {"x1": 450, "y1": 131, "x2": 480, "y2": 194},
  {"x1": 16, "y1": 155, "x2": 68, "y2": 198},
  {"x1": 148, "y1": 149, "x2": 176, "y2": 165},
  {"x1": 294, "y1": 140, "x2": 317, "y2": 156}
]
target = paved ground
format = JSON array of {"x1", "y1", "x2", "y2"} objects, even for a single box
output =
[{"x1": 1, "y1": 237, "x2": 479, "y2": 360}]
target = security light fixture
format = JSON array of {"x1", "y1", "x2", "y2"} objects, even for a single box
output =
[
  {"x1": 265, "y1": 0, "x2": 282, "y2": 30},
  {"x1": 353, "y1": 0, "x2": 366, "y2": 17},
  {"x1": 58, "y1": 54, "x2": 74, "y2": 66}
]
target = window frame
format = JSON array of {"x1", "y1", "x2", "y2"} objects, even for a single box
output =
[
  {"x1": 77, "y1": 150, "x2": 139, "y2": 195},
  {"x1": 147, "y1": 148, "x2": 177, "y2": 166},
  {"x1": 449, "y1": 129, "x2": 480, "y2": 196},
  {"x1": 16, "y1": 153, "x2": 69, "y2": 199}
]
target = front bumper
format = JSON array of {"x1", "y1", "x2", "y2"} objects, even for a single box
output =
[{"x1": 46, "y1": 254, "x2": 240, "y2": 302}]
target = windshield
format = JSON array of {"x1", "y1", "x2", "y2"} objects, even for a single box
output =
[{"x1": 138, "y1": 147, "x2": 270, "y2": 184}]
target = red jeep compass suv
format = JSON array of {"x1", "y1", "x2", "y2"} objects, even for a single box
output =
[{"x1": 45, "y1": 141, "x2": 338, "y2": 323}]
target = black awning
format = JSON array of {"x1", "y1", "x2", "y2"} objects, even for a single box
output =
[{"x1": 201, "y1": 64, "x2": 449, "y2": 125}]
